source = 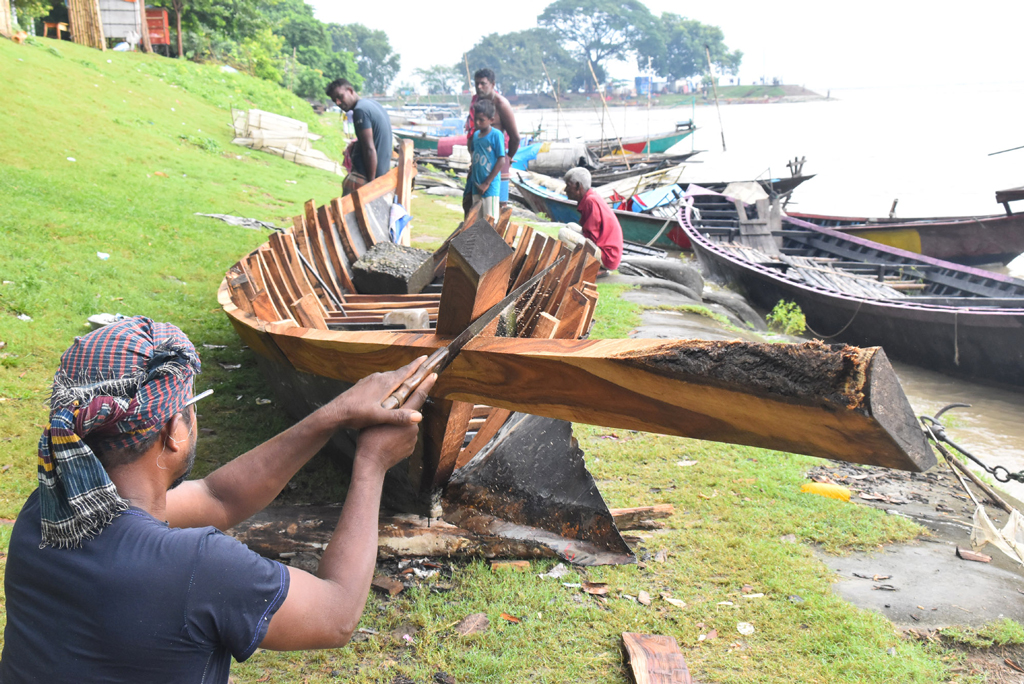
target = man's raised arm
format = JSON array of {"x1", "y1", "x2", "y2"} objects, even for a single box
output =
[
  {"x1": 164, "y1": 357, "x2": 428, "y2": 531},
  {"x1": 259, "y1": 373, "x2": 435, "y2": 650}
]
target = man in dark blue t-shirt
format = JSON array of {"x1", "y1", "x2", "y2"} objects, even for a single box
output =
[
  {"x1": 0, "y1": 317, "x2": 435, "y2": 683},
  {"x1": 327, "y1": 78, "x2": 393, "y2": 195}
]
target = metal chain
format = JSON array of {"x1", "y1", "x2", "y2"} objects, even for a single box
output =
[{"x1": 920, "y1": 404, "x2": 1024, "y2": 483}]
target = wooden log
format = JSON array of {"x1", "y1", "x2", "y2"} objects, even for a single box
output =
[
  {"x1": 430, "y1": 338, "x2": 935, "y2": 472},
  {"x1": 622, "y1": 633, "x2": 691, "y2": 684},
  {"x1": 351, "y1": 243, "x2": 434, "y2": 295},
  {"x1": 435, "y1": 216, "x2": 515, "y2": 336},
  {"x1": 232, "y1": 286, "x2": 933, "y2": 472}
]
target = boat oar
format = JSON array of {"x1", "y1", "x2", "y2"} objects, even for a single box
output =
[{"x1": 704, "y1": 45, "x2": 727, "y2": 152}]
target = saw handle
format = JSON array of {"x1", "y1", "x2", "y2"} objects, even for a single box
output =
[{"x1": 381, "y1": 347, "x2": 448, "y2": 410}]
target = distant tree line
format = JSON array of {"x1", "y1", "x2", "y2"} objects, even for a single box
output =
[
  {"x1": 441, "y1": 0, "x2": 742, "y2": 96},
  {"x1": 12, "y1": 0, "x2": 400, "y2": 99}
]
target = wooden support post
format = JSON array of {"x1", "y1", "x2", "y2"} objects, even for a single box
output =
[
  {"x1": 0, "y1": 0, "x2": 13, "y2": 38},
  {"x1": 395, "y1": 139, "x2": 415, "y2": 238},
  {"x1": 435, "y1": 215, "x2": 515, "y2": 336},
  {"x1": 553, "y1": 287, "x2": 590, "y2": 339},
  {"x1": 579, "y1": 287, "x2": 599, "y2": 337},
  {"x1": 425, "y1": 215, "x2": 516, "y2": 491},
  {"x1": 289, "y1": 293, "x2": 328, "y2": 331},
  {"x1": 254, "y1": 252, "x2": 294, "y2": 323},
  {"x1": 582, "y1": 254, "x2": 602, "y2": 285},
  {"x1": 507, "y1": 225, "x2": 534, "y2": 286},
  {"x1": 431, "y1": 202, "x2": 482, "y2": 279},
  {"x1": 351, "y1": 186, "x2": 380, "y2": 248},
  {"x1": 330, "y1": 197, "x2": 362, "y2": 264},
  {"x1": 511, "y1": 232, "x2": 547, "y2": 290},
  {"x1": 226, "y1": 272, "x2": 255, "y2": 315},
  {"x1": 454, "y1": 408, "x2": 512, "y2": 471},
  {"x1": 534, "y1": 312, "x2": 560, "y2": 339},
  {"x1": 423, "y1": 398, "x2": 475, "y2": 492},
  {"x1": 260, "y1": 245, "x2": 298, "y2": 305},
  {"x1": 317, "y1": 204, "x2": 357, "y2": 294},
  {"x1": 302, "y1": 201, "x2": 346, "y2": 298},
  {"x1": 494, "y1": 207, "x2": 514, "y2": 239}
]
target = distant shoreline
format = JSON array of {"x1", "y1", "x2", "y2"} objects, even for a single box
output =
[{"x1": 386, "y1": 85, "x2": 828, "y2": 111}]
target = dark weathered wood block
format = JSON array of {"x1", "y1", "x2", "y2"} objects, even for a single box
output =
[
  {"x1": 436, "y1": 217, "x2": 515, "y2": 336},
  {"x1": 352, "y1": 242, "x2": 433, "y2": 295}
]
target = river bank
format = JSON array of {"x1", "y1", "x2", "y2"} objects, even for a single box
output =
[{"x1": 385, "y1": 84, "x2": 826, "y2": 111}]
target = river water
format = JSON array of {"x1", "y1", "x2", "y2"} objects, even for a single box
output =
[{"x1": 516, "y1": 83, "x2": 1024, "y2": 499}]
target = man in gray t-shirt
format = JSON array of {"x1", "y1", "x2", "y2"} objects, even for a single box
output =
[{"x1": 327, "y1": 78, "x2": 393, "y2": 195}]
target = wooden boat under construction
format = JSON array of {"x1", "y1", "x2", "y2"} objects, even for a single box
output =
[
  {"x1": 219, "y1": 144, "x2": 935, "y2": 565},
  {"x1": 787, "y1": 210, "x2": 1024, "y2": 266},
  {"x1": 679, "y1": 187, "x2": 1024, "y2": 387}
]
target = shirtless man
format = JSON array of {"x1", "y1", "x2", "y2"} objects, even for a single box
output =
[{"x1": 463, "y1": 68, "x2": 520, "y2": 217}]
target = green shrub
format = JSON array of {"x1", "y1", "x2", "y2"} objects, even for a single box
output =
[{"x1": 766, "y1": 300, "x2": 806, "y2": 335}]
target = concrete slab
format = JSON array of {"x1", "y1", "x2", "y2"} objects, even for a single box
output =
[{"x1": 819, "y1": 540, "x2": 1024, "y2": 629}]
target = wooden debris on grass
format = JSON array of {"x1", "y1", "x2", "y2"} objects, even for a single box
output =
[
  {"x1": 490, "y1": 560, "x2": 530, "y2": 573},
  {"x1": 622, "y1": 632, "x2": 692, "y2": 684},
  {"x1": 454, "y1": 613, "x2": 489, "y2": 636},
  {"x1": 371, "y1": 575, "x2": 405, "y2": 596}
]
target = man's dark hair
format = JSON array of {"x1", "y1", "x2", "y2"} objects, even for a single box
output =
[
  {"x1": 326, "y1": 78, "x2": 355, "y2": 99},
  {"x1": 472, "y1": 98, "x2": 496, "y2": 120},
  {"x1": 85, "y1": 430, "x2": 161, "y2": 470},
  {"x1": 473, "y1": 68, "x2": 495, "y2": 84}
]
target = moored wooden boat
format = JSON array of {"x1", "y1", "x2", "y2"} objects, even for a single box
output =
[
  {"x1": 787, "y1": 210, "x2": 1024, "y2": 266},
  {"x1": 588, "y1": 121, "x2": 696, "y2": 155},
  {"x1": 681, "y1": 189, "x2": 1024, "y2": 386},
  {"x1": 511, "y1": 172, "x2": 813, "y2": 250}
]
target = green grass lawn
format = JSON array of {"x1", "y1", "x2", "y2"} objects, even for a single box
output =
[{"x1": 0, "y1": 36, "x2": 1002, "y2": 683}]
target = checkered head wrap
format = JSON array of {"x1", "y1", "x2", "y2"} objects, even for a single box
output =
[{"x1": 37, "y1": 316, "x2": 201, "y2": 548}]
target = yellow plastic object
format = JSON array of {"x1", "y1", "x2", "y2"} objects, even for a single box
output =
[{"x1": 800, "y1": 482, "x2": 851, "y2": 502}]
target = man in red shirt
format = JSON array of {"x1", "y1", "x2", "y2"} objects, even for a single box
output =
[{"x1": 563, "y1": 167, "x2": 623, "y2": 271}]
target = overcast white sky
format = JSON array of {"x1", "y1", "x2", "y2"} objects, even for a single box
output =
[{"x1": 308, "y1": 0, "x2": 1024, "y2": 93}]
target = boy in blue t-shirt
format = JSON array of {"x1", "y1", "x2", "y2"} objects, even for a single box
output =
[{"x1": 468, "y1": 99, "x2": 506, "y2": 220}]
